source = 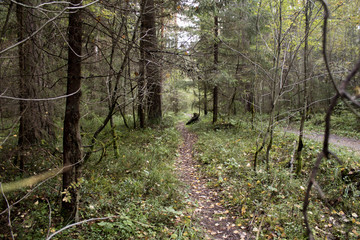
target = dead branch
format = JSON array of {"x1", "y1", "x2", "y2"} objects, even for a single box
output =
[
  {"x1": 303, "y1": 1, "x2": 360, "y2": 239},
  {"x1": 0, "y1": 183, "x2": 15, "y2": 240}
]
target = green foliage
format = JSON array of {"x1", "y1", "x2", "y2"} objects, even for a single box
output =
[
  {"x1": 188, "y1": 116, "x2": 360, "y2": 239},
  {"x1": 59, "y1": 118, "x2": 201, "y2": 239},
  {"x1": 290, "y1": 110, "x2": 360, "y2": 140},
  {"x1": 0, "y1": 116, "x2": 201, "y2": 239}
]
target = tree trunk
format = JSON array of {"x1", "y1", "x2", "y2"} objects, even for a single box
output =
[
  {"x1": 138, "y1": 51, "x2": 145, "y2": 128},
  {"x1": 204, "y1": 81, "x2": 208, "y2": 115},
  {"x1": 213, "y1": 15, "x2": 219, "y2": 124},
  {"x1": 129, "y1": 58, "x2": 136, "y2": 129},
  {"x1": 105, "y1": 25, "x2": 121, "y2": 156},
  {"x1": 16, "y1": 0, "x2": 53, "y2": 171},
  {"x1": 62, "y1": 0, "x2": 83, "y2": 222},
  {"x1": 140, "y1": 0, "x2": 162, "y2": 124},
  {"x1": 228, "y1": 87, "x2": 237, "y2": 117},
  {"x1": 265, "y1": 0, "x2": 283, "y2": 169},
  {"x1": 296, "y1": 0, "x2": 311, "y2": 175}
]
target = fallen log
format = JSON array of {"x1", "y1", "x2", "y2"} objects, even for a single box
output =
[{"x1": 186, "y1": 113, "x2": 200, "y2": 125}]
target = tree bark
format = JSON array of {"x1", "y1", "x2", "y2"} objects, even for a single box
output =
[
  {"x1": 138, "y1": 46, "x2": 145, "y2": 128},
  {"x1": 204, "y1": 81, "x2": 208, "y2": 115},
  {"x1": 296, "y1": 0, "x2": 311, "y2": 175},
  {"x1": 62, "y1": 0, "x2": 83, "y2": 222},
  {"x1": 140, "y1": 0, "x2": 162, "y2": 124},
  {"x1": 16, "y1": 0, "x2": 53, "y2": 171},
  {"x1": 228, "y1": 87, "x2": 237, "y2": 116},
  {"x1": 213, "y1": 15, "x2": 219, "y2": 124}
]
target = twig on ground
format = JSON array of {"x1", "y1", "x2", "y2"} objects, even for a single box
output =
[{"x1": 46, "y1": 216, "x2": 117, "y2": 240}]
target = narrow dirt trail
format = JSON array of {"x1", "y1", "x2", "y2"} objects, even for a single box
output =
[
  {"x1": 175, "y1": 123, "x2": 249, "y2": 240},
  {"x1": 283, "y1": 128, "x2": 360, "y2": 154}
]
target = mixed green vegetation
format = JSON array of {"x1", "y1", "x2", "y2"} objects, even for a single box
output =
[
  {"x1": 1, "y1": 110, "x2": 359, "y2": 239},
  {"x1": 282, "y1": 106, "x2": 360, "y2": 140},
  {"x1": 0, "y1": 0, "x2": 359, "y2": 239},
  {"x1": 188, "y1": 114, "x2": 360, "y2": 240},
  {"x1": 0, "y1": 116, "x2": 201, "y2": 239}
]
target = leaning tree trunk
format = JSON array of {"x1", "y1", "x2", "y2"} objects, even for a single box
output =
[{"x1": 62, "y1": 0, "x2": 83, "y2": 222}]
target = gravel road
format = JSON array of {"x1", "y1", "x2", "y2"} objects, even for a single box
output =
[{"x1": 283, "y1": 128, "x2": 360, "y2": 154}]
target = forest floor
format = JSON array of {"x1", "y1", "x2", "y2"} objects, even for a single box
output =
[
  {"x1": 282, "y1": 127, "x2": 360, "y2": 154},
  {"x1": 175, "y1": 123, "x2": 250, "y2": 240}
]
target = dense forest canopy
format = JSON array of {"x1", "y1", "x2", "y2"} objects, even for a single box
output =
[{"x1": 0, "y1": 0, "x2": 359, "y2": 239}]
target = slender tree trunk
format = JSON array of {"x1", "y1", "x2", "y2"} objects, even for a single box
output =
[
  {"x1": 62, "y1": 0, "x2": 83, "y2": 222},
  {"x1": 138, "y1": 1, "x2": 147, "y2": 128},
  {"x1": 263, "y1": 0, "x2": 282, "y2": 170},
  {"x1": 252, "y1": 0, "x2": 262, "y2": 129},
  {"x1": 245, "y1": 83, "x2": 254, "y2": 113},
  {"x1": 213, "y1": 86, "x2": 218, "y2": 122},
  {"x1": 265, "y1": 109, "x2": 275, "y2": 171},
  {"x1": 213, "y1": 15, "x2": 219, "y2": 123},
  {"x1": 296, "y1": 0, "x2": 311, "y2": 175},
  {"x1": 129, "y1": 58, "x2": 136, "y2": 129},
  {"x1": 138, "y1": 51, "x2": 145, "y2": 128},
  {"x1": 204, "y1": 81, "x2": 208, "y2": 115},
  {"x1": 228, "y1": 87, "x2": 237, "y2": 116},
  {"x1": 123, "y1": 1, "x2": 136, "y2": 129},
  {"x1": 110, "y1": 116, "x2": 120, "y2": 156},
  {"x1": 252, "y1": 0, "x2": 263, "y2": 117},
  {"x1": 198, "y1": 83, "x2": 201, "y2": 114},
  {"x1": 106, "y1": 27, "x2": 120, "y2": 158}
]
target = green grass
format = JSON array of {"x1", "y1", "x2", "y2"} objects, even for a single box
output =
[{"x1": 187, "y1": 115, "x2": 360, "y2": 239}]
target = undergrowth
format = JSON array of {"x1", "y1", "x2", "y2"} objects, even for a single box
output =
[
  {"x1": 0, "y1": 115, "x2": 200, "y2": 239},
  {"x1": 1, "y1": 111, "x2": 358, "y2": 239},
  {"x1": 188, "y1": 114, "x2": 360, "y2": 239},
  {"x1": 285, "y1": 109, "x2": 360, "y2": 140}
]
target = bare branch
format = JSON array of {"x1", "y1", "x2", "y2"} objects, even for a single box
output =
[
  {"x1": 0, "y1": 0, "x2": 99, "y2": 56},
  {"x1": 0, "y1": 156, "x2": 83, "y2": 216},
  {"x1": 1, "y1": 168, "x2": 63, "y2": 193},
  {"x1": 10, "y1": 0, "x2": 99, "y2": 11},
  {"x1": 0, "y1": 7, "x2": 66, "y2": 55},
  {"x1": 0, "y1": 88, "x2": 81, "y2": 101},
  {"x1": 303, "y1": 151, "x2": 324, "y2": 240},
  {"x1": 328, "y1": 151, "x2": 343, "y2": 165},
  {"x1": 45, "y1": 216, "x2": 117, "y2": 240},
  {"x1": 313, "y1": 181, "x2": 326, "y2": 201},
  {"x1": 317, "y1": 0, "x2": 339, "y2": 94},
  {"x1": 317, "y1": 0, "x2": 360, "y2": 117},
  {"x1": 0, "y1": 183, "x2": 15, "y2": 240},
  {"x1": 303, "y1": 1, "x2": 360, "y2": 239}
]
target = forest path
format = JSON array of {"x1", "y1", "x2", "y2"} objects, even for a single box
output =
[
  {"x1": 282, "y1": 127, "x2": 360, "y2": 154},
  {"x1": 175, "y1": 123, "x2": 249, "y2": 240}
]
